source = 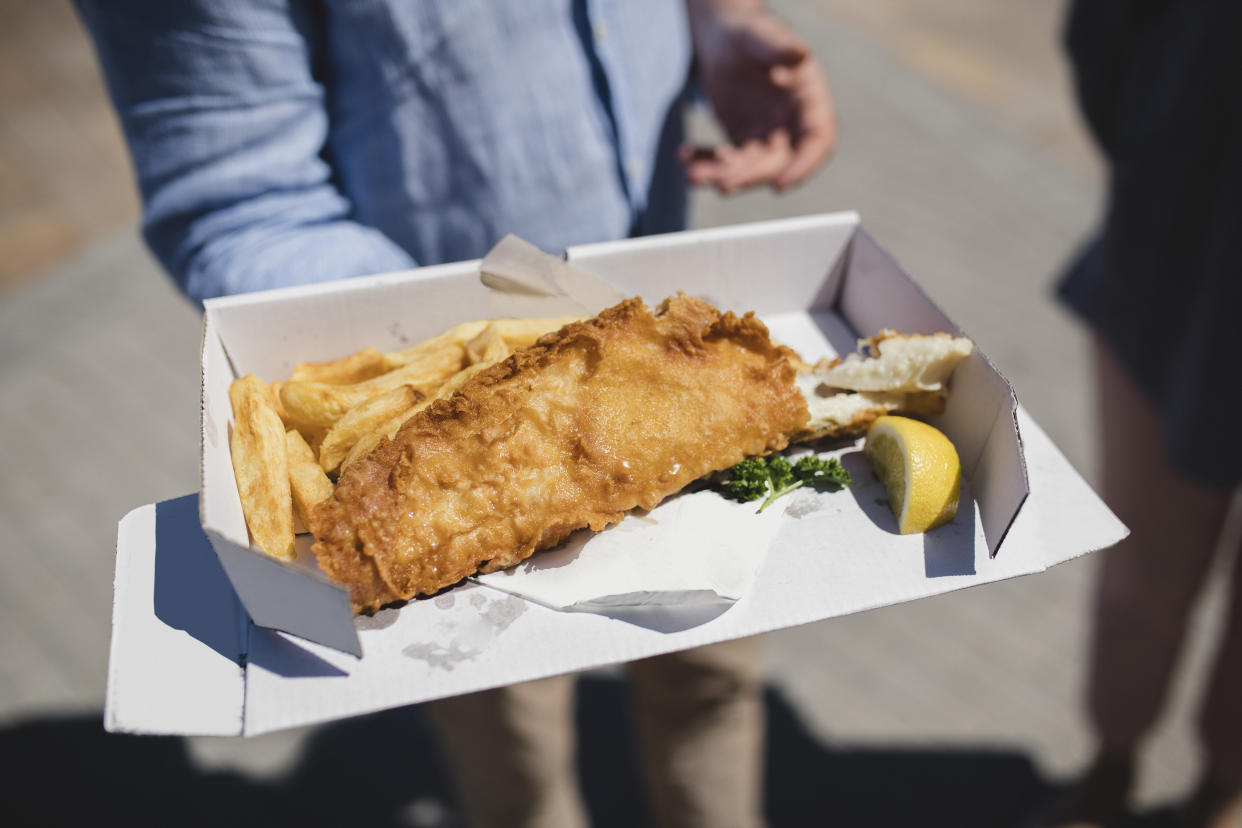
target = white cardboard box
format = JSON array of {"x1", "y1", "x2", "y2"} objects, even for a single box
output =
[{"x1": 107, "y1": 213, "x2": 1126, "y2": 736}]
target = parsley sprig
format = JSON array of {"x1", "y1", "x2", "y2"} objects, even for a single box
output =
[{"x1": 722, "y1": 454, "x2": 852, "y2": 513}]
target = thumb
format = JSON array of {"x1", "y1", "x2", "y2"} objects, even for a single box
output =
[{"x1": 739, "y1": 16, "x2": 808, "y2": 67}]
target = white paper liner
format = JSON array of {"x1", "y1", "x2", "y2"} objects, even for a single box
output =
[{"x1": 475, "y1": 489, "x2": 789, "y2": 631}]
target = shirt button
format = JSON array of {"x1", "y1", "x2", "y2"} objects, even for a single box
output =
[
  {"x1": 593, "y1": 22, "x2": 609, "y2": 44},
  {"x1": 626, "y1": 158, "x2": 644, "y2": 180}
]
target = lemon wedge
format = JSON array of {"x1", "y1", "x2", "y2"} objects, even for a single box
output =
[{"x1": 864, "y1": 415, "x2": 961, "y2": 534}]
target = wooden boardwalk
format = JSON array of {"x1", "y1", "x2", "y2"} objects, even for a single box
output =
[{"x1": 0, "y1": 0, "x2": 138, "y2": 292}]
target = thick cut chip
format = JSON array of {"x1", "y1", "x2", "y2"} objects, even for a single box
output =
[
  {"x1": 480, "y1": 316, "x2": 584, "y2": 355},
  {"x1": 460, "y1": 316, "x2": 583, "y2": 365},
  {"x1": 229, "y1": 374, "x2": 295, "y2": 561},
  {"x1": 318, "y1": 385, "x2": 424, "y2": 474},
  {"x1": 384, "y1": 320, "x2": 490, "y2": 368},
  {"x1": 386, "y1": 317, "x2": 581, "y2": 369},
  {"x1": 463, "y1": 324, "x2": 512, "y2": 365},
  {"x1": 279, "y1": 346, "x2": 463, "y2": 431},
  {"x1": 286, "y1": 429, "x2": 336, "y2": 529},
  {"x1": 268, "y1": 380, "x2": 294, "y2": 428},
  {"x1": 289, "y1": 347, "x2": 392, "y2": 384}
]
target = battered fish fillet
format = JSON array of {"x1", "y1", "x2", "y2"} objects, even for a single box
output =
[{"x1": 309, "y1": 295, "x2": 810, "y2": 613}]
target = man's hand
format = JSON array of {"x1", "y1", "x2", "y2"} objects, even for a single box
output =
[{"x1": 683, "y1": 2, "x2": 837, "y2": 194}]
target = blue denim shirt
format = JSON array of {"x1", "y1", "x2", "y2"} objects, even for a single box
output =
[{"x1": 76, "y1": 1, "x2": 693, "y2": 302}]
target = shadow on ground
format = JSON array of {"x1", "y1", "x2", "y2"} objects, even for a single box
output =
[{"x1": 1, "y1": 676, "x2": 1176, "y2": 828}]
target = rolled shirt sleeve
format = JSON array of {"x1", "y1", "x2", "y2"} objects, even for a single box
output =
[{"x1": 74, "y1": 0, "x2": 416, "y2": 302}]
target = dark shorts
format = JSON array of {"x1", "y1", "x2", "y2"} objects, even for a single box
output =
[{"x1": 1059, "y1": 0, "x2": 1242, "y2": 488}]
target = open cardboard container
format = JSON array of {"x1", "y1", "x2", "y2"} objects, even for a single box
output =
[{"x1": 107, "y1": 213, "x2": 1126, "y2": 736}]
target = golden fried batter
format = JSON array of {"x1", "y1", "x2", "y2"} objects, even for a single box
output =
[{"x1": 309, "y1": 295, "x2": 809, "y2": 613}]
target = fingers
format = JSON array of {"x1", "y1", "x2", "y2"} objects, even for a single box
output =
[
  {"x1": 738, "y1": 12, "x2": 809, "y2": 68},
  {"x1": 774, "y1": 64, "x2": 837, "y2": 191},
  {"x1": 773, "y1": 125, "x2": 833, "y2": 191},
  {"x1": 768, "y1": 63, "x2": 800, "y2": 89},
  {"x1": 681, "y1": 131, "x2": 794, "y2": 195},
  {"x1": 723, "y1": 132, "x2": 793, "y2": 193},
  {"x1": 682, "y1": 11, "x2": 837, "y2": 194},
  {"x1": 680, "y1": 145, "x2": 723, "y2": 189},
  {"x1": 682, "y1": 59, "x2": 835, "y2": 195}
]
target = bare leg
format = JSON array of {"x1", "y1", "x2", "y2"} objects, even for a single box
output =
[
  {"x1": 1182, "y1": 516, "x2": 1242, "y2": 827},
  {"x1": 423, "y1": 674, "x2": 589, "y2": 828},
  {"x1": 1031, "y1": 339, "x2": 1233, "y2": 828},
  {"x1": 1201, "y1": 500, "x2": 1242, "y2": 781},
  {"x1": 627, "y1": 637, "x2": 766, "y2": 828},
  {"x1": 1087, "y1": 338, "x2": 1232, "y2": 756}
]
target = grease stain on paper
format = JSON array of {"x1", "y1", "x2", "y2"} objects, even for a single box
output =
[
  {"x1": 402, "y1": 591, "x2": 527, "y2": 671},
  {"x1": 478, "y1": 593, "x2": 526, "y2": 630},
  {"x1": 388, "y1": 322, "x2": 410, "y2": 345},
  {"x1": 402, "y1": 640, "x2": 481, "y2": 670},
  {"x1": 784, "y1": 493, "x2": 824, "y2": 519}
]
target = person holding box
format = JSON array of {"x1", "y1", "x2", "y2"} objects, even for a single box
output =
[{"x1": 75, "y1": 1, "x2": 836, "y2": 825}]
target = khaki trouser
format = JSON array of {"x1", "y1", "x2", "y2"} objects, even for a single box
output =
[
  {"x1": 1088, "y1": 338, "x2": 1242, "y2": 782},
  {"x1": 425, "y1": 637, "x2": 766, "y2": 828}
]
